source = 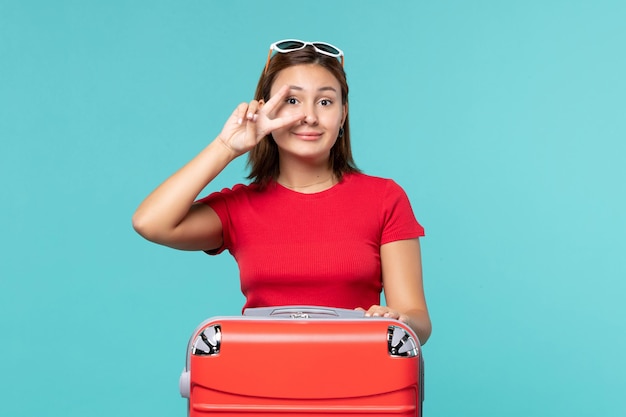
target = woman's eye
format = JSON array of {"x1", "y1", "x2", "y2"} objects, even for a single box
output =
[
  {"x1": 286, "y1": 97, "x2": 299, "y2": 105},
  {"x1": 319, "y1": 99, "x2": 332, "y2": 106}
]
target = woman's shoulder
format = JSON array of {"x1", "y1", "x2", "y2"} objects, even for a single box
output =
[
  {"x1": 197, "y1": 182, "x2": 260, "y2": 204},
  {"x1": 343, "y1": 172, "x2": 404, "y2": 190},
  {"x1": 221, "y1": 182, "x2": 258, "y2": 195}
]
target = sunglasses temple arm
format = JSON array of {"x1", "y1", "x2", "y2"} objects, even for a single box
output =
[{"x1": 264, "y1": 48, "x2": 273, "y2": 74}]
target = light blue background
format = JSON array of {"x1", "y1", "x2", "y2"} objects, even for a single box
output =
[{"x1": 1, "y1": 1, "x2": 625, "y2": 416}]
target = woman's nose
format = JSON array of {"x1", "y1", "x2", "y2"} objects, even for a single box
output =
[{"x1": 302, "y1": 106, "x2": 318, "y2": 125}]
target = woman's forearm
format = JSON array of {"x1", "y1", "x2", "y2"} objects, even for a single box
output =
[
  {"x1": 404, "y1": 308, "x2": 432, "y2": 345},
  {"x1": 132, "y1": 138, "x2": 236, "y2": 240}
]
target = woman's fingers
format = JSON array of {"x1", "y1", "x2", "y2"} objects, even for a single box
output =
[
  {"x1": 253, "y1": 88, "x2": 305, "y2": 137},
  {"x1": 357, "y1": 306, "x2": 408, "y2": 324},
  {"x1": 225, "y1": 88, "x2": 306, "y2": 147},
  {"x1": 229, "y1": 100, "x2": 261, "y2": 124},
  {"x1": 245, "y1": 100, "x2": 261, "y2": 123},
  {"x1": 261, "y1": 111, "x2": 304, "y2": 136},
  {"x1": 260, "y1": 85, "x2": 290, "y2": 116},
  {"x1": 261, "y1": 85, "x2": 304, "y2": 124},
  {"x1": 246, "y1": 105, "x2": 259, "y2": 138},
  {"x1": 223, "y1": 102, "x2": 246, "y2": 126},
  {"x1": 363, "y1": 305, "x2": 403, "y2": 320},
  {"x1": 217, "y1": 101, "x2": 263, "y2": 156}
]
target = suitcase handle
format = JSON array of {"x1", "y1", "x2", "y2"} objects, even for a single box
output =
[{"x1": 243, "y1": 305, "x2": 366, "y2": 319}]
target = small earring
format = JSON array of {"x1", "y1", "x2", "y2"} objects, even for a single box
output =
[{"x1": 338, "y1": 127, "x2": 344, "y2": 138}]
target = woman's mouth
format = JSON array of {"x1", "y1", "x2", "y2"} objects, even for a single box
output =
[{"x1": 292, "y1": 131, "x2": 322, "y2": 141}]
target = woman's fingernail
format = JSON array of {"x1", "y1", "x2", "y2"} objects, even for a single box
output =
[{"x1": 237, "y1": 118, "x2": 243, "y2": 125}]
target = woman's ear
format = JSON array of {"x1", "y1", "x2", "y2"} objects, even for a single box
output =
[{"x1": 341, "y1": 103, "x2": 348, "y2": 125}]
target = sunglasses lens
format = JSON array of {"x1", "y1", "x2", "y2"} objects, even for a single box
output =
[
  {"x1": 312, "y1": 43, "x2": 341, "y2": 56},
  {"x1": 275, "y1": 40, "x2": 305, "y2": 51}
]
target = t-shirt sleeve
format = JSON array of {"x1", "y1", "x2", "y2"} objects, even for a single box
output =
[
  {"x1": 196, "y1": 191, "x2": 231, "y2": 255},
  {"x1": 380, "y1": 180, "x2": 425, "y2": 245}
]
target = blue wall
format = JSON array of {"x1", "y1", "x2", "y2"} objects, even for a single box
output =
[{"x1": 1, "y1": 1, "x2": 624, "y2": 416}]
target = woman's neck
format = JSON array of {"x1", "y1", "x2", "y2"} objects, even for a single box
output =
[{"x1": 277, "y1": 160, "x2": 336, "y2": 193}]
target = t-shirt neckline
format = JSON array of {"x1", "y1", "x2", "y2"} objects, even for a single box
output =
[{"x1": 271, "y1": 173, "x2": 355, "y2": 198}]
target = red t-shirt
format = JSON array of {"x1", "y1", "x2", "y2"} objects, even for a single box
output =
[{"x1": 198, "y1": 173, "x2": 424, "y2": 311}]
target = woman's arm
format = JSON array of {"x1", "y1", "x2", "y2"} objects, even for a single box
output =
[
  {"x1": 363, "y1": 238, "x2": 432, "y2": 344},
  {"x1": 132, "y1": 86, "x2": 305, "y2": 251},
  {"x1": 131, "y1": 138, "x2": 236, "y2": 251}
]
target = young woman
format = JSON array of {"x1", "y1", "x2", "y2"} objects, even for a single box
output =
[{"x1": 132, "y1": 40, "x2": 432, "y2": 344}]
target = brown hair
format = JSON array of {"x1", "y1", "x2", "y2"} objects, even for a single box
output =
[{"x1": 247, "y1": 46, "x2": 360, "y2": 188}]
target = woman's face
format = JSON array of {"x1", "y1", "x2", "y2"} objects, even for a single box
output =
[{"x1": 268, "y1": 64, "x2": 346, "y2": 165}]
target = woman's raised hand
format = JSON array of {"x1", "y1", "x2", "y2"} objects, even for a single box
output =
[{"x1": 217, "y1": 85, "x2": 304, "y2": 157}]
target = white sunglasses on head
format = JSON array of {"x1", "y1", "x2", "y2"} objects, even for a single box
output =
[{"x1": 264, "y1": 39, "x2": 344, "y2": 73}]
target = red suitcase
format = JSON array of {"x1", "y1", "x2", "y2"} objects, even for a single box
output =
[{"x1": 179, "y1": 306, "x2": 424, "y2": 416}]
